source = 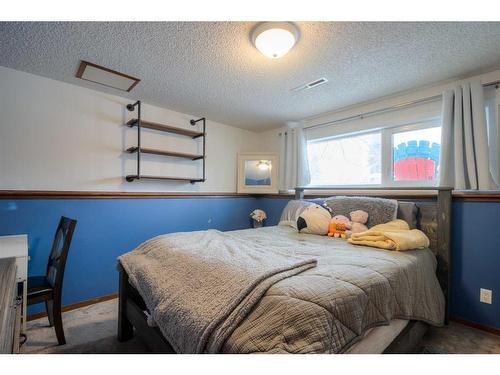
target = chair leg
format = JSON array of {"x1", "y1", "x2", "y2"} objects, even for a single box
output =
[
  {"x1": 53, "y1": 298, "x2": 66, "y2": 345},
  {"x1": 45, "y1": 300, "x2": 54, "y2": 327}
]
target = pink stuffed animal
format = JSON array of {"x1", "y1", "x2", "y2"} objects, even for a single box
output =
[
  {"x1": 332, "y1": 215, "x2": 351, "y2": 228},
  {"x1": 328, "y1": 211, "x2": 369, "y2": 239},
  {"x1": 348, "y1": 210, "x2": 369, "y2": 236}
]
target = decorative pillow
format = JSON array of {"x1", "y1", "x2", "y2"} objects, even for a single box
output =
[
  {"x1": 297, "y1": 204, "x2": 331, "y2": 235},
  {"x1": 279, "y1": 199, "x2": 327, "y2": 228},
  {"x1": 324, "y1": 196, "x2": 398, "y2": 228},
  {"x1": 397, "y1": 201, "x2": 419, "y2": 229}
]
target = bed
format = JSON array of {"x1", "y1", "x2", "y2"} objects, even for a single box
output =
[{"x1": 117, "y1": 187, "x2": 452, "y2": 354}]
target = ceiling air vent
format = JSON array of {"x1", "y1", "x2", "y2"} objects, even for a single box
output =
[{"x1": 291, "y1": 77, "x2": 328, "y2": 92}]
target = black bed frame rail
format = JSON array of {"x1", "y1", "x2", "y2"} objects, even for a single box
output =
[{"x1": 294, "y1": 186, "x2": 453, "y2": 325}]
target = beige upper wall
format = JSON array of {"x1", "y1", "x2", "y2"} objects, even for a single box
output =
[
  {"x1": 2, "y1": 65, "x2": 499, "y2": 192},
  {"x1": 0, "y1": 66, "x2": 261, "y2": 192}
]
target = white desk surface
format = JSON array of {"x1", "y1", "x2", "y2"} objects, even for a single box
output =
[{"x1": 0, "y1": 235, "x2": 28, "y2": 258}]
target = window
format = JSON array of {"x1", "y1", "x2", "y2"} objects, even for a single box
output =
[
  {"x1": 307, "y1": 121, "x2": 441, "y2": 186},
  {"x1": 308, "y1": 132, "x2": 381, "y2": 186},
  {"x1": 392, "y1": 126, "x2": 441, "y2": 182}
]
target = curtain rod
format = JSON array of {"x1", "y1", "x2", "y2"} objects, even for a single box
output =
[{"x1": 304, "y1": 80, "x2": 500, "y2": 131}]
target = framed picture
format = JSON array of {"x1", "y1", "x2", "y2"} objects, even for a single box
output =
[{"x1": 237, "y1": 153, "x2": 279, "y2": 194}]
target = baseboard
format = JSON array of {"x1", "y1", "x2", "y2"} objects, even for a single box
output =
[
  {"x1": 27, "y1": 293, "x2": 118, "y2": 321},
  {"x1": 451, "y1": 316, "x2": 500, "y2": 336}
]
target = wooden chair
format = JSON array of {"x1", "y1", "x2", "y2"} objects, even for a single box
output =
[{"x1": 27, "y1": 217, "x2": 77, "y2": 345}]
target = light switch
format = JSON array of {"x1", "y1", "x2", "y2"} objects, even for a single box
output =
[{"x1": 480, "y1": 288, "x2": 492, "y2": 304}]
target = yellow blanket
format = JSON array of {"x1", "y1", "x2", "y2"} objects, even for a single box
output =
[{"x1": 347, "y1": 219, "x2": 430, "y2": 251}]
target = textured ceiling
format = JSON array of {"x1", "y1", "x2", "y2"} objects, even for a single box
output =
[{"x1": 1, "y1": 22, "x2": 500, "y2": 130}]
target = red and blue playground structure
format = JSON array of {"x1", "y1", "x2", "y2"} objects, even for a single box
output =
[{"x1": 393, "y1": 140, "x2": 440, "y2": 181}]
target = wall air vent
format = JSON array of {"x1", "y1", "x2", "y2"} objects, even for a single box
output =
[
  {"x1": 75, "y1": 60, "x2": 140, "y2": 92},
  {"x1": 291, "y1": 77, "x2": 328, "y2": 92}
]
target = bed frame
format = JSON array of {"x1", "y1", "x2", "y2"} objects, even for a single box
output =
[{"x1": 117, "y1": 187, "x2": 453, "y2": 354}]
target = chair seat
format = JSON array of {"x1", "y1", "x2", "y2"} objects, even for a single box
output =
[{"x1": 27, "y1": 276, "x2": 53, "y2": 301}]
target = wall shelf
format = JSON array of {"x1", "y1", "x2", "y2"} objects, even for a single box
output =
[
  {"x1": 125, "y1": 100, "x2": 206, "y2": 184},
  {"x1": 126, "y1": 147, "x2": 204, "y2": 160},
  {"x1": 125, "y1": 175, "x2": 205, "y2": 183},
  {"x1": 126, "y1": 119, "x2": 204, "y2": 139}
]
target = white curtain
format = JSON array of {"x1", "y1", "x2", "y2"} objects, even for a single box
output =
[
  {"x1": 279, "y1": 125, "x2": 311, "y2": 191},
  {"x1": 439, "y1": 80, "x2": 497, "y2": 190},
  {"x1": 485, "y1": 86, "x2": 500, "y2": 186}
]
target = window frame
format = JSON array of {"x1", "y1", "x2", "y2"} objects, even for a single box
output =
[{"x1": 306, "y1": 118, "x2": 442, "y2": 188}]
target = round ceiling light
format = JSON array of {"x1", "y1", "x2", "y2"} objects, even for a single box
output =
[{"x1": 252, "y1": 22, "x2": 299, "y2": 59}]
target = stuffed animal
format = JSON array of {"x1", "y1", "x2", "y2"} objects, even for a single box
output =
[
  {"x1": 328, "y1": 215, "x2": 351, "y2": 238},
  {"x1": 328, "y1": 211, "x2": 369, "y2": 239},
  {"x1": 296, "y1": 204, "x2": 331, "y2": 235},
  {"x1": 348, "y1": 210, "x2": 369, "y2": 236}
]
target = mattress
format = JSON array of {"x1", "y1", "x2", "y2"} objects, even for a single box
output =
[{"x1": 345, "y1": 319, "x2": 409, "y2": 354}]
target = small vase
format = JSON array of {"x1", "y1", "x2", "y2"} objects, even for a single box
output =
[{"x1": 252, "y1": 219, "x2": 263, "y2": 228}]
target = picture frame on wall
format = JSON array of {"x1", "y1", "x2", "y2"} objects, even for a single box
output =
[{"x1": 237, "y1": 153, "x2": 279, "y2": 194}]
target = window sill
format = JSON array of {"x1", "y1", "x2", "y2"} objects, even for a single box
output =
[{"x1": 273, "y1": 189, "x2": 500, "y2": 202}]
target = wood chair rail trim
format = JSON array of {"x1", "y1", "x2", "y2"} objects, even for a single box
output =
[{"x1": 2, "y1": 190, "x2": 500, "y2": 201}]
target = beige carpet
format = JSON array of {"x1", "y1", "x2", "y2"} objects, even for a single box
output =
[
  {"x1": 26, "y1": 299, "x2": 150, "y2": 354},
  {"x1": 25, "y1": 299, "x2": 500, "y2": 354}
]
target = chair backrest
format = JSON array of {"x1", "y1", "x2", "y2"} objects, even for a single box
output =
[{"x1": 45, "y1": 217, "x2": 77, "y2": 291}]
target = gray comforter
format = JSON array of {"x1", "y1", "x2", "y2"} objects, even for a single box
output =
[{"x1": 119, "y1": 226, "x2": 445, "y2": 354}]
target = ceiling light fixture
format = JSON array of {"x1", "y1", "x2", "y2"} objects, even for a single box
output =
[
  {"x1": 257, "y1": 160, "x2": 271, "y2": 171},
  {"x1": 252, "y1": 22, "x2": 299, "y2": 59}
]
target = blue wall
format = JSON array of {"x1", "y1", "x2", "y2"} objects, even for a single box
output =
[
  {"x1": 1, "y1": 195, "x2": 498, "y2": 330},
  {"x1": 255, "y1": 197, "x2": 500, "y2": 330},
  {"x1": 450, "y1": 201, "x2": 500, "y2": 329},
  {"x1": 0, "y1": 197, "x2": 258, "y2": 314}
]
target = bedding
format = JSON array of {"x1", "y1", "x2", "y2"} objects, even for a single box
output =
[
  {"x1": 119, "y1": 229, "x2": 317, "y2": 353},
  {"x1": 348, "y1": 219, "x2": 430, "y2": 251},
  {"x1": 325, "y1": 196, "x2": 398, "y2": 228},
  {"x1": 119, "y1": 226, "x2": 444, "y2": 354}
]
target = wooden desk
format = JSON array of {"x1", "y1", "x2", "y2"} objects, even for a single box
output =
[
  {"x1": 0, "y1": 235, "x2": 28, "y2": 352},
  {"x1": 0, "y1": 258, "x2": 22, "y2": 353}
]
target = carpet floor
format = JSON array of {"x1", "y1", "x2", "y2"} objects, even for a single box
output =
[{"x1": 25, "y1": 299, "x2": 500, "y2": 354}]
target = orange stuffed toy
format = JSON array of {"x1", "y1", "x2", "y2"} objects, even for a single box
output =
[
  {"x1": 328, "y1": 221, "x2": 347, "y2": 238},
  {"x1": 327, "y1": 215, "x2": 351, "y2": 239}
]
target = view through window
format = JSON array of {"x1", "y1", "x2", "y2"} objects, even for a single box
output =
[
  {"x1": 392, "y1": 127, "x2": 441, "y2": 182},
  {"x1": 307, "y1": 123, "x2": 441, "y2": 186},
  {"x1": 307, "y1": 132, "x2": 381, "y2": 186}
]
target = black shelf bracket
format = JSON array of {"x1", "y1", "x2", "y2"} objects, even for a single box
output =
[
  {"x1": 126, "y1": 101, "x2": 142, "y2": 181},
  {"x1": 190, "y1": 117, "x2": 206, "y2": 182}
]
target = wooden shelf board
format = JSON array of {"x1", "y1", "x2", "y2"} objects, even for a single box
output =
[
  {"x1": 126, "y1": 147, "x2": 203, "y2": 160},
  {"x1": 125, "y1": 175, "x2": 205, "y2": 183},
  {"x1": 126, "y1": 119, "x2": 204, "y2": 138}
]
